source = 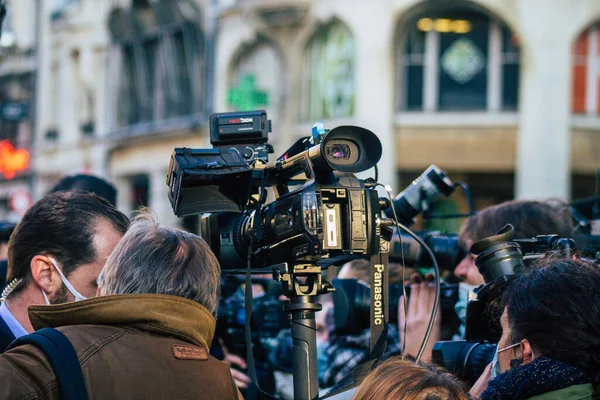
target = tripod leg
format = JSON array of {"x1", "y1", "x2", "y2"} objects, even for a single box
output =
[{"x1": 287, "y1": 296, "x2": 320, "y2": 400}]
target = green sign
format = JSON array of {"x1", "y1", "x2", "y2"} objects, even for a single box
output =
[{"x1": 227, "y1": 74, "x2": 269, "y2": 111}]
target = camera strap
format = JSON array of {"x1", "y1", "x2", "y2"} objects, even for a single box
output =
[{"x1": 322, "y1": 250, "x2": 390, "y2": 398}]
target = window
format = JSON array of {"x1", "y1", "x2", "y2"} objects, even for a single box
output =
[
  {"x1": 572, "y1": 24, "x2": 600, "y2": 115},
  {"x1": 303, "y1": 21, "x2": 355, "y2": 120},
  {"x1": 111, "y1": 0, "x2": 206, "y2": 132},
  {"x1": 116, "y1": 24, "x2": 204, "y2": 128},
  {"x1": 399, "y1": 11, "x2": 520, "y2": 112},
  {"x1": 229, "y1": 41, "x2": 283, "y2": 121},
  {"x1": 51, "y1": 0, "x2": 80, "y2": 19}
]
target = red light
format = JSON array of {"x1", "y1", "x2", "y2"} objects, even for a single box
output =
[{"x1": 0, "y1": 140, "x2": 29, "y2": 180}]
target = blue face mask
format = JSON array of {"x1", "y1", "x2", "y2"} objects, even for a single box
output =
[{"x1": 454, "y1": 282, "x2": 476, "y2": 338}]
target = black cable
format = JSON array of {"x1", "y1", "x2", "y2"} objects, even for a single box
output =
[
  {"x1": 242, "y1": 172, "x2": 278, "y2": 400},
  {"x1": 382, "y1": 187, "x2": 440, "y2": 363}
]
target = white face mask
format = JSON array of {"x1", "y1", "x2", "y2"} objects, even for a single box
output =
[
  {"x1": 454, "y1": 282, "x2": 477, "y2": 324},
  {"x1": 491, "y1": 341, "x2": 536, "y2": 378},
  {"x1": 40, "y1": 257, "x2": 88, "y2": 305}
]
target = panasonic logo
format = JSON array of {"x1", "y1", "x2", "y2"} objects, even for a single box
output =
[{"x1": 373, "y1": 264, "x2": 385, "y2": 325}]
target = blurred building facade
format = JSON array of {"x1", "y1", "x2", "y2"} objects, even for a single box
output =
[
  {"x1": 1, "y1": 0, "x2": 599, "y2": 226},
  {"x1": 0, "y1": 0, "x2": 36, "y2": 221}
]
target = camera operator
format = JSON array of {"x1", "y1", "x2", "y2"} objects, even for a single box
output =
[
  {"x1": 469, "y1": 258, "x2": 600, "y2": 400},
  {"x1": 0, "y1": 191, "x2": 129, "y2": 352},
  {"x1": 0, "y1": 212, "x2": 242, "y2": 400}
]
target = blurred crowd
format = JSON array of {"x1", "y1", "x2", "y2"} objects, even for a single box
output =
[{"x1": 0, "y1": 175, "x2": 598, "y2": 400}]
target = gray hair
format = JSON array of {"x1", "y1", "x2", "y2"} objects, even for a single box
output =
[{"x1": 98, "y1": 212, "x2": 221, "y2": 313}]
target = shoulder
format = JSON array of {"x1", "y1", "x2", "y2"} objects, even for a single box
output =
[
  {"x1": 0, "y1": 339, "x2": 58, "y2": 399},
  {"x1": 528, "y1": 383, "x2": 594, "y2": 400}
]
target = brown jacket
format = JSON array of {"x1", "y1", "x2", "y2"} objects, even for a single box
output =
[{"x1": 0, "y1": 294, "x2": 241, "y2": 400}]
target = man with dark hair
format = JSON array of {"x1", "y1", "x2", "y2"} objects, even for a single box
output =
[
  {"x1": 0, "y1": 191, "x2": 129, "y2": 351},
  {"x1": 50, "y1": 174, "x2": 118, "y2": 207},
  {"x1": 0, "y1": 213, "x2": 240, "y2": 399}
]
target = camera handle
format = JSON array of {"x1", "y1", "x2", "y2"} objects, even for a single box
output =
[{"x1": 275, "y1": 264, "x2": 334, "y2": 400}]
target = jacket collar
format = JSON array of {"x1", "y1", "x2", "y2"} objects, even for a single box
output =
[{"x1": 27, "y1": 294, "x2": 216, "y2": 350}]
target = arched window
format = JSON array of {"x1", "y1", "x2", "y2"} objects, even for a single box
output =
[
  {"x1": 109, "y1": 0, "x2": 205, "y2": 130},
  {"x1": 398, "y1": 10, "x2": 520, "y2": 112},
  {"x1": 303, "y1": 21, "x2": 355, "y2": 120},
  {"x1": 228, "y1": 40, "x2": 283, "y2": 121},
  {"x1": 572, "y1": 23, "x2": 600, "y2": 115}
]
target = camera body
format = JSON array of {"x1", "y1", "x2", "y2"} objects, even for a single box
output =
[{"x1": 167, "y1": 111, "x2": 385, "y2": 273}]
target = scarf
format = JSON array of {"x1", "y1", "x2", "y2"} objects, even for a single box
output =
[{"x1": 481, "y1": 356, "x2": 590, "y2": 400}]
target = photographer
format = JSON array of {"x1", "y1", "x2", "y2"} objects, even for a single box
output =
[
  {"x1": 455, "y1": 200, "x2": 573, "y2": 287},
  {"x1": 450, "y1": 200, "x2": 574, "y2": 340},
  {"x1": 470, "y1": 258, "x2": 600, "y2": 399}
]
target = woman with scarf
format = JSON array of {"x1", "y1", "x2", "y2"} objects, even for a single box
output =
[{"x1": 470, "y1": 258, "x2": 600, "y2": 400}]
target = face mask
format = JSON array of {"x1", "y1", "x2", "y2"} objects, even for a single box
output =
[
  {"x1": 41, "y1": 257, "x2": 88, "y2": 305},
  {"x1": 454, "y1": 282, "x2": 476, "y2": 338},
  {"x1": 491, "y1": 342, "x2": 535, "y2": 378}
]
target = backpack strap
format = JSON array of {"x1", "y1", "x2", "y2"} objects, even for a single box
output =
[{"x1": 7, "y1": 327, "x2": 89, "y2": 400}]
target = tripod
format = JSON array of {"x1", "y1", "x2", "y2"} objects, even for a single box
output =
[{"x1": 274, "y1": 263, "x2": 334, "y2": 400}]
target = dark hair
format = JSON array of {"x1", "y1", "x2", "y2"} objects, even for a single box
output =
[
  {"x1": 50, "y1": 174, "x2": 118, "y2": 207},
  {"x1": 503, "y1": 258, "x2": 600, "y2": 399},
  {"x1": 459, "y1": 200, "x2": 573, "y2": 247},
  {"x1": 353, "y1": 357, "x2": 467, "y2": 400},
  {"x1": 6, "y1": 191, "x2": 130, "y2": 297}
]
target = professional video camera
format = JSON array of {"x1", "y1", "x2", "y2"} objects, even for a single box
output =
[
  {"x1": 168, "y1": 110, "x2": 386, "y2": 272},
  {"x1": 432, "y1": 224, "x2": 577, "y2": 385},
  {"x1": 332, "y1": 278, "x2": 459, "y2": 336},
  {"x1": 167, "y1": 110, "x2": 395, "y2": 400}
]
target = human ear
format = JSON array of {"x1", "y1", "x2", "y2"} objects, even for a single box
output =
[
  {"x1": 30, "y1": 255, "x2": 61, "y2": 296},
  {"x1": 520, "y1": 339, "x2": 535, "y2": 365}
]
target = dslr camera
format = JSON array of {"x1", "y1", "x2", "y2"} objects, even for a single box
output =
[{"x1": 432, "y1": 224, "x2": 577, "y2": 385}]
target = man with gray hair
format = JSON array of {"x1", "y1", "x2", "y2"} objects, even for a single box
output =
[{"x1": 0, "y1": 213, "x2": 241, "y2": 399}]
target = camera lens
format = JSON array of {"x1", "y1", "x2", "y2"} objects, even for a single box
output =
[{"x1": 328, "y1": 144, "x2": 351, "y2": 160}]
